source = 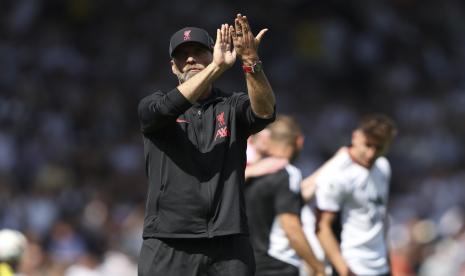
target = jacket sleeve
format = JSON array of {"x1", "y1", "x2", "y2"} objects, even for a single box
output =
[
  {"x1": 138, "y1": 88, "x2": 192, "y2": 134},
  {"x1": 234, "y1": 93, "x2": 276, "y2": 136}
]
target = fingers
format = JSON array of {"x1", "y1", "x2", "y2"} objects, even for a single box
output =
[
  {"x1": 223, "y1": 24, "x2": 231, "y2": 51},
  {"x1": 235, "y1": 13, "x2": 266, "y2": 46},
  {"x1": 219, "y1": 24, "x2": 232, "y2": 51},
  {"x1": 235, "y1": 14, "x2": 250, "y2": 44},
  {"x1": 221, "y1": 24, "x2": 226, "y2": 45},
  {"x1": 231, "y1": 13, "x2": 266, "y2": 58},
  {"x1": 230, "y1": 25, "x2": 237, "y2": 41},
  {"x1": 230, "y1": 25, "x2": 241, "y2": 51},
  {"x1": 216, "y1": 28, "x2": 221, "y2": 45},
  {"x1": 234, "y1": 14, "x2": 243, "y2": 37},
  {"x1": 235, "y1": 13, "x2": 250, "y2": 33},
  {"x1": 242, "y1": 16, "x2": 251, "y2": 45},
  {"x1": 241, "y1": 15, "x2": 251, "y2": 34},
  {"x1": 255, "y1": 28, "x2": 268, "y2": 45}
]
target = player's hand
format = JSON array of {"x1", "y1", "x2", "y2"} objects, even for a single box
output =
[
  {"x1": 230, "y1": 13, "x2": 267, "y2": 64},
  {"x1": 304, "y1": 262, "x2": 327, "y2": 276},
  {"x1": 313, "y1": 266, "x2": 327, "y2": 276},
  {"x1": 341, "y1": 268, "x2": 357, "y2": 276},
  {"x1": 213, "y1": 24, "x2": 236, "y2": 70}
]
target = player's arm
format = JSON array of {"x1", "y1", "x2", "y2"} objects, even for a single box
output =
[
  {"x1": 245, "y1": 157, "x2": 288, "y2": 181},
  {"x1": 138, "y1": 90, "x2": 189, "y2": 133},
  {"x1": 177, "y1": 24, "x2": 236, "y2": 103},
  {"x1": 231, "y1": 14, "x2": 275, "y2": 119},
  {"x1": 302, "y1": 147, "x2": 348, "y2": 202},
  {"x1": 316, "y1": 210, "x2": 354, "y2": 276},
  {"x1": 301, "y1": 161, "x2": 331, "y2": 201},
  {"x1": 301, "y1": 173, "x2": 319, "y2": 203},
  {"x1": 279, "y1": 213, "x2": 326, "y2": 276}
]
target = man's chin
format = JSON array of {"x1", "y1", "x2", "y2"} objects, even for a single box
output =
[
  {"x1": 365, "y1": 159, "x2": 375, "y2": 168},
  {"x1": 183, "y1": 71, "x2": 200, "y2": 81}
]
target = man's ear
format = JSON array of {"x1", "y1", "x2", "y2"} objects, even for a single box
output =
[
  {"x1": 296, "y1": 135, "x2": 304, "y2": 151},
  {"x1": 171, "y1": 59, "x2": 178, "y2": 75},
  {"x1": 352, "y1": 129, "x2": 361, "y2": 144}
]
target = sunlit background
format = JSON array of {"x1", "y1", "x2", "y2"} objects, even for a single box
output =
[{"x1": 1, "y1": 0, "x2": 464, "y2": 275}]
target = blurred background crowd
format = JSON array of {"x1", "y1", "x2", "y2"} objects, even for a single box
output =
[{"x1": 1, "y1": 0, "x2": 464, "y2": 275}]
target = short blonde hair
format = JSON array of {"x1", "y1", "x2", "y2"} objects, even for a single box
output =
[{"x1": 267, "y1": 115, "x2": 302, "y2": 146}]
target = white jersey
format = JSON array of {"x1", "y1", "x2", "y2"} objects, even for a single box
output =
[
  {"x1": 315, "y1": 150, "x2": 391, "y2": 275},
  {"x1": 301, "y1": 203, "x2": 334, "y2": 276},
  {"x1": 301, "y1": 204, "x2": 325, "y2": 262}
]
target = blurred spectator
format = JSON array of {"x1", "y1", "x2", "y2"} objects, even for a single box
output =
[
  {"x1": 1, "y1": 0, "x2": 465, "y2": 274},
  {"x1": 0, "y1": 229, "x2": 27, "y2": 275}
]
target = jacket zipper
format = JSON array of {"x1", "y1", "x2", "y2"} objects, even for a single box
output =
[
  {"x1": 196, "y1": 108, "x2": 212, "y2": 237},
  {"x1": 155, "y1": 155, "x2": 166, "y2": 218}
]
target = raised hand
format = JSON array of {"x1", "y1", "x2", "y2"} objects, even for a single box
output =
[
  {"x1": 213, "y1": 23, "x2": 236, "y2": 69},
  {"x1": 230, "y1": 14, "x2": 267, "y2": 64}
]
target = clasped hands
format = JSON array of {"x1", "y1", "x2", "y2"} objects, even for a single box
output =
[{"x1": 213, "y1": 13, "x2": 267, "y2": 70}]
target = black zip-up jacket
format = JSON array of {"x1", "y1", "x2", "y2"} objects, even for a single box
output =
[{"x1": 138, "y1": 87, "x2": 275, "y2": 238}]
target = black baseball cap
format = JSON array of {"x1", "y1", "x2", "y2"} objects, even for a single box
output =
[{"x1": 169, "y1": 27, "x2": 214, "y2": 57}]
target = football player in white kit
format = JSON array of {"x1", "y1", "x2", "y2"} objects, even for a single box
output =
[{"x1": 312, "y1": 114, "x2": 397, "y2": 276}]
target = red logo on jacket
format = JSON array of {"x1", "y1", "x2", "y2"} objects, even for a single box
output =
[
  {"x1": 215, "y1": 112, "x2": 230, "y2": 140},
  {"x1": 216, "y1": 112, "x2": 225, "y2": 126}
]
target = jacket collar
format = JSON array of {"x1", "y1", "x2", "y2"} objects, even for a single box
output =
[{"x1": 193, "y1": 87, "x2": 224, "y2": 107}]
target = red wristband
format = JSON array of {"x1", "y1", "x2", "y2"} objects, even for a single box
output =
[{"x1": 242, "y1": 61, "x2": 263, "y2": 74}]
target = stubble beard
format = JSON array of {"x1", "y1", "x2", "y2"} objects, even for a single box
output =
[{"x1": 177, "y1": 70, "x2": 198, "y2": 84}]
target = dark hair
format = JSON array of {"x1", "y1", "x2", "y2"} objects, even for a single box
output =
[{"x1": 358, "y1": 114, "x2": 398, "y2": 142}]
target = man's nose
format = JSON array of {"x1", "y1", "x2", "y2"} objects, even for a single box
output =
[{"x1": 186, "y1": 55, "x2": 196, "y2": 64}]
